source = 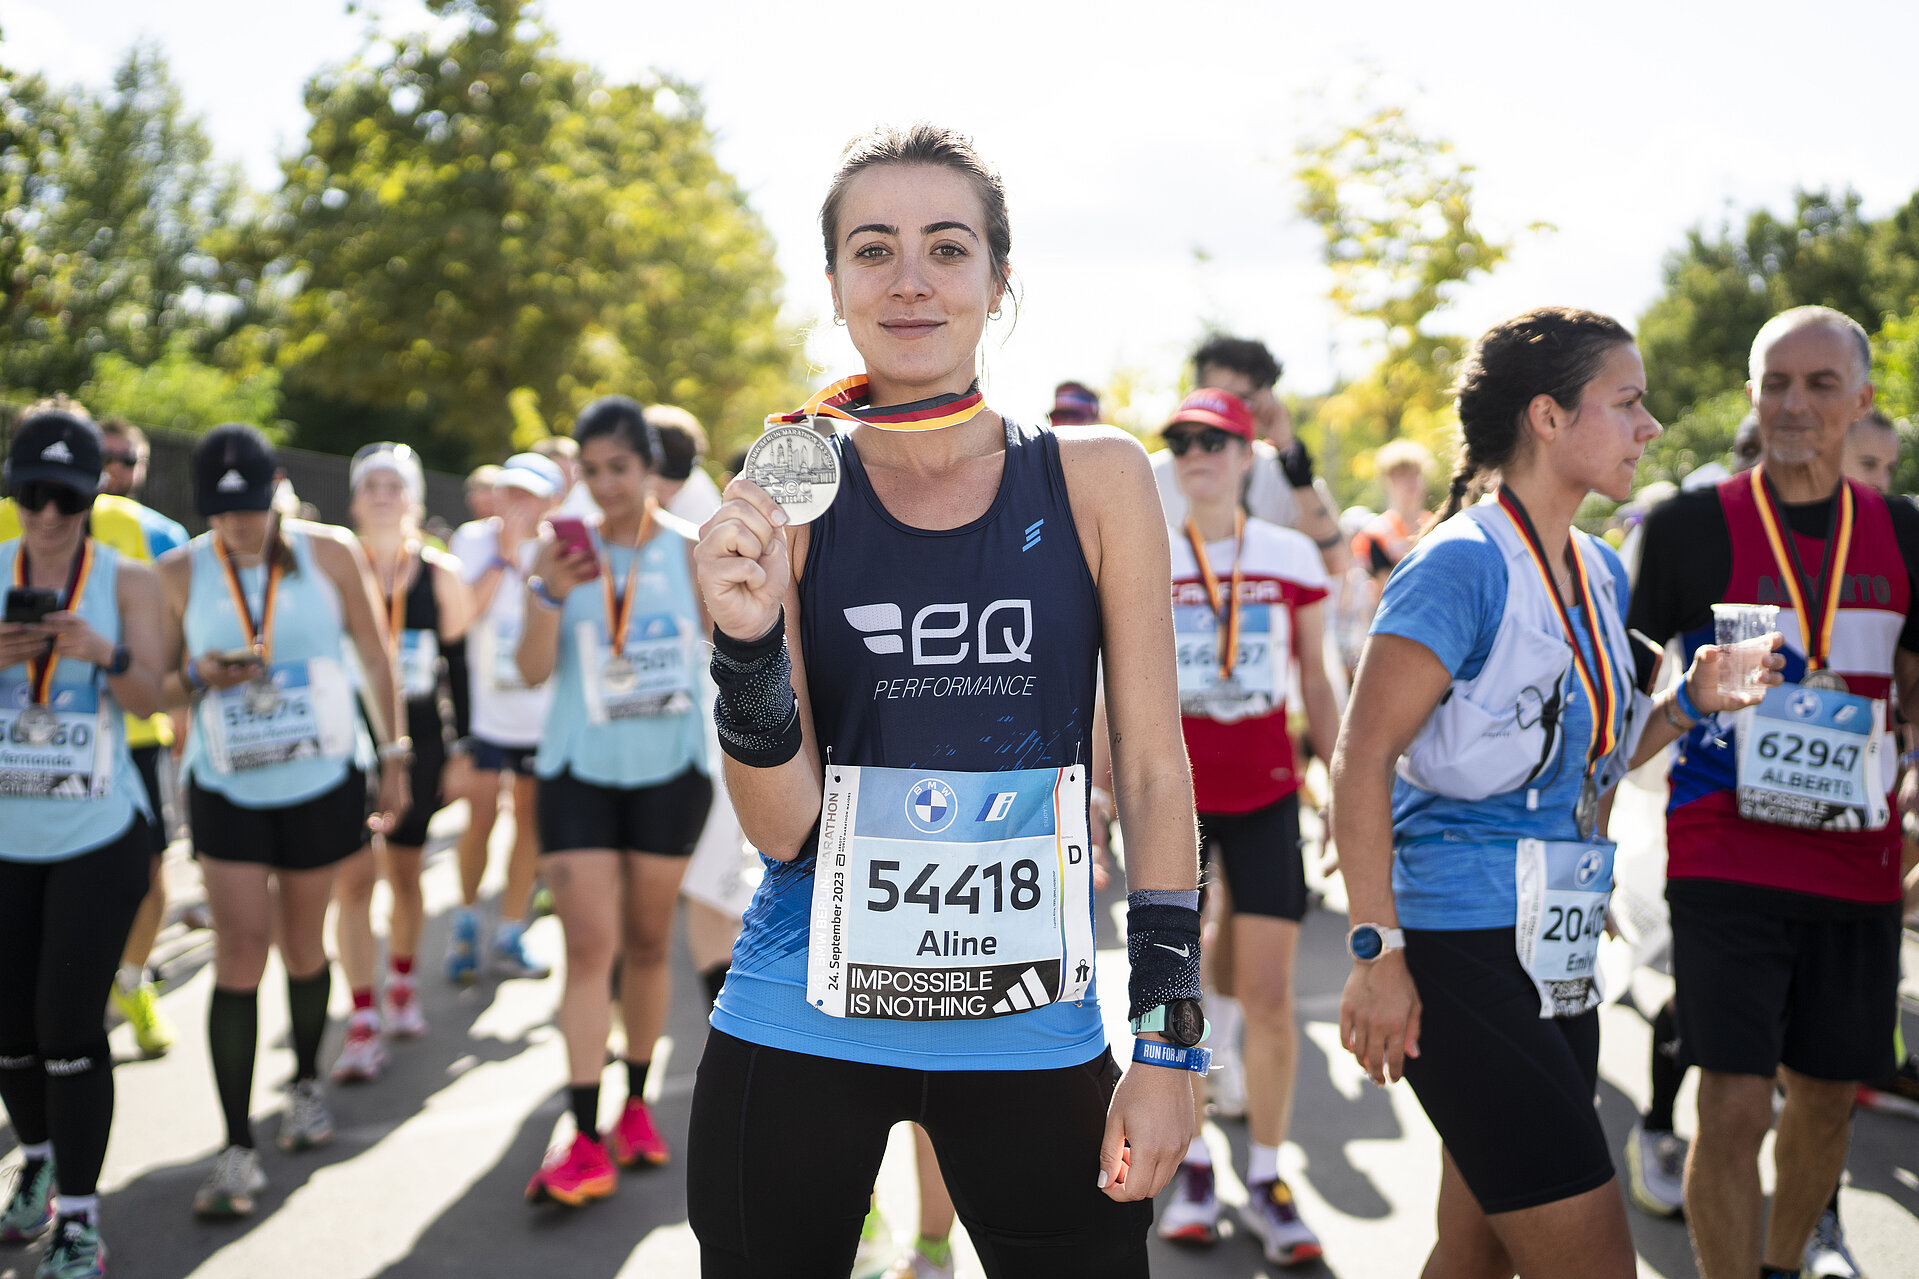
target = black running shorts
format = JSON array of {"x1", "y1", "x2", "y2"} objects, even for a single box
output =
[
  {"x1": 1401, "y1": 926, "x2": 1613, "y2": 1214},
  {"x1": 190, "y1": 769, "x2": 368, "y2": 871},
  {"x1": 1668, "y1": 879, "x2": 1900, "y2": 1082},
  {"x1": 537, "y1": 766, "x2": 713, "y2": 857},
  {"x1": 1196, "y1": 792, "x2": 1309, "y2": 921},
  {"x1": 383, "y1": 699, "x2": 449, "y2": 849}
]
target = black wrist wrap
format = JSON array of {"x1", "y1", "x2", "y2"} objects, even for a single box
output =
[
  {"x1": 1125, "y1": 897, "x2": 1203, "y2": 1022},
  {"x1": 711, "y1": 609, "x2": 801, "y2": 768}
]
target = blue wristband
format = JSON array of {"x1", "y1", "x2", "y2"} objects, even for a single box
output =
[
  {"x1": 1673, "y1": 678, "x2": 1705, "y2": 726},
  {"x1": 1132, "y1": 1039, "x2": 1212, "y2": 1075}
]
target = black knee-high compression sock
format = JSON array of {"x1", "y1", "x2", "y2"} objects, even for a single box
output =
[
  {"x1": 0, "y1": 1049, "x2": 48, "y2": 1145},
  {"x1": 1645, "y1": 999, "x2": 1686, "y2": 1134},
  {"x1": 286, "y1": 967, "x2": 332, "y2": 1084},
  {"x1": 570, "y1": 1084, "x2": 601, "y2": 1140},
  {"x1": 42, "y1": 1039, "x2": 113, "y2": 1197},
  {"x1": 208, "y1": 987, "x2": 259, "y2": 1149},
  {"x1": 624, "y1": 1058, "x2": 651, "y2": 1103}
]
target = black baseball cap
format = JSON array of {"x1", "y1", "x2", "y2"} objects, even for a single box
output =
[
  {"x1": 5, "y1": 411, "x2": 103, "y2": 497},
  {"x1": 194, "y1": 423, "x2": 278, "y2": 516}
]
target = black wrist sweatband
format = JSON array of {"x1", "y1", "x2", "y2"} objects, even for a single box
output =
[
  {"x1": 1279, "y1": 440, "x2": 1315, "y2": 488},
  {"x1": 1125, "y1": 890, "x2": 1203, "y2": 1021},
  {"x1": 711, "y1": 608, "x2": 802, "y2": 767}
]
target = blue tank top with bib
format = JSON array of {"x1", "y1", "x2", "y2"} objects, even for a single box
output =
[
  {"x1": 712, "y1": 419, "x2": 1107, "y2": 1071},
  {"x1": 0, "y1": 540, "x2": 148, "y2": 861},
  {"x1": 533, "y1": 524, "x2": 707, "y2": 787},
  {"x1": 182, "y1": 527, "x2": 369, "y2": 807}
]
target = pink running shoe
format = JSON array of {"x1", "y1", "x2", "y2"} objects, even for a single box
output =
[
  {"x1": 525, "y1": 1132, "x2": 617, "y2": 1207},
  {"x1": 605, "y1": 1098, "x2": 670, "y2": 1168}
]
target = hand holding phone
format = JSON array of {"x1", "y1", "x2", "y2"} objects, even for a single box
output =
[
  {"x1": 547, "y1": 516, "x2": 600, "y2": 581},
  {"x1": 4, "y1": 587, "x2": 59, "y2": 626}
]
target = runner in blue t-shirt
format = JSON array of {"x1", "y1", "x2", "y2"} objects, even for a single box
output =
[{"x1": 1330, "y1": 308, "x2": 1775, "y2": 1279}]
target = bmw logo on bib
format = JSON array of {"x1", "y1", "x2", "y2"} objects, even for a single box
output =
[
  {"x1": 1788, "y1": 690, "x2": 1821, "y2": 720},
  {"x1": 905, "y1": 778, "x2": 958, "y2": 834},
  {"x1": 1574, "y1": 848, "x2": 1605, "y2": 888}
]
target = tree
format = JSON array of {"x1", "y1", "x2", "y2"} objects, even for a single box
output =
[
  {"x1": 268, "y1": 0, "x2": 802, "y2": 467},
  {"x1": 0, "y1": 45, "x2": 244, "y2": 399},
  {"x1": 1293, "y1": 104, "x2": 1533, "y2": 500},
  {"x1": 80, "y1": 336, "x2": 282, "y2": 436}
]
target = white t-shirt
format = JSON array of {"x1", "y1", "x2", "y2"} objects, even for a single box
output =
[
  {"x1": 447, "y1": 518, "x2": 553, "y2": 747},
  {"x1": 667, "y1": 467, "x2": 724, "y2": 525},
  {"x1": 1152, "y1": 439, "x2": 1301, "y2": 530}
]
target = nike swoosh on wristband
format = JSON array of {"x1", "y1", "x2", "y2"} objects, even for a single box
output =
[{"x1": 1152, "y1": 943, "x2": 1192, "y2": 958}]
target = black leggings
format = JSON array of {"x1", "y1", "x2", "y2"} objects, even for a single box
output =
[
  {"x1": 0, "y1": 821, "x2": 152, "y2": 1197},
  {"x1": 687, "y1": 1029, "x2": 1153, "y2": 1279}
]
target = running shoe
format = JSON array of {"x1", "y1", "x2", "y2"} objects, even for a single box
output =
[
  {"x1": 1243, "y1": 1178, "x2": 1323, "y2": 1266},
  {"x1": 0, "y1": 1157, "x2": 55, "y2": 1242},
  {"x1": 1155, "y1": 1161, "x2": 1219, "y2": 1245},
  {"x1": 35, "y1": 1215, "x2": 104, "y2": 1279},
  {"x1": 851, "y1": 1202, "x2": 894, "y2": 1279},
  {"x1": 490, "y1": 931, "x2": 551, "y2": 980},
  {"x1": 277, "y1": 1079, "x2": 335, "y2": 1152},
  {"x1": 1803, "y1": 1207, "x2": 1863, "y2": 1279},
  {"x1": 445, "y1": 908, "x2": 480, "y2": 985},
  {"x1": 524, "y1": 1132, "x2": 617, "y2": 1207},
  {"x1": 604, "y1": 1098, "x2": 669, "y2": 1168},
  {"x1": 530, "y1": 882, "x2": 554, "y2": 919},
  {"x1": 1207, "y1": 1039, "x2": 1247, "y2": 1120},
  {"x1": 110, "y1": 979, "x2": 175, "y2": 1057},
  {"x1": 192, "y1": 1145, "x2": 266, "y2": 1219},
  {"x1": 882, "y1": 1247, "x2": 955, "y2": 1279},
  {"x1": 1625, "y1": 1125, "x2": 1688, "y2": 1218},
  {"x1": 381, "y1": 979, "x2": 427, "y2": 1039},
  {"x1": 330, "y1": 1015, "x2": 388, "y2": 1084},
  {"x1": 1856, "y1": 1054, "x2": 1919, "y2": 1120}
]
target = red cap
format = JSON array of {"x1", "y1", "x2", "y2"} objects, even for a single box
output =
[{"x1": 1165, "y1": 388, "x2": 1255, "y2": 441}]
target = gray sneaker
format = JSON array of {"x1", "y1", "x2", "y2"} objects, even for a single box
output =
[
  {"x1": 193, "y1": 1145, "x2": 267, "y2": 1219},
  {"x1": 35, "y1": 1215, "x2": 105, "y2": 1279},
  {"x1": 1242, "y1": 1178, "x2": 1324, "y2": 1267},
  {"x1": 1804, "y1": 1207, "x2": 1863, "y2": 1279},
  {"x1": 0, "y1": 1156, "x2": 55, "y2": 1242},
  {"x1": 278, "y1": 1079, "x2": 335, "y2": 1152},
  {"x1": 1625, "y1": 1125, "x2": 1686, "y2": 1218}
]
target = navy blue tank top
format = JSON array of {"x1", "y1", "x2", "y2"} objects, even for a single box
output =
[{"x1": 711, "y1": 419, "x2": 1107, "y2": 1069}]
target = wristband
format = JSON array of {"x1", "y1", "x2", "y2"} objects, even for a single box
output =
[
  {"x1": 711, "y1": 608, "x2": 801, "y2": 767},
  {"x1": 1132, "y1": 1039, "x2": 1212, "y2": 1075},
  {"x1": 1125, "y1": 890, "x2": 1202, "y2": 1022},
  {"x1": 1672, "y1": 678, "x2": 1705, "y2": 727},
  {"x1": 1278, "y1": 440, "x2": 1315, "y2": 488},
  {"x1": 105, "y1": 643, "x2": 132, "y2": 676},
  {"x1": 185, "y1": 657, "x2": 207, "y2": 692},
  {"x1": 527, "y1": 575, "x2": 563, "y2": 611},
  {"x1": 379, "y1": 736, "x2": 414, "y2": 760},
  {"x1": 1901, "y1": 750, "x2": 1919, "y2": 770}
]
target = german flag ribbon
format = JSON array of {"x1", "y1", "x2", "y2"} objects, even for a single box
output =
[
  {"x1": 1750, "y1": 466, "x2": 1852, "y2": 674},
  {"x1": 12, "y1": 538, "x2": 95, "y2": 705},
  {"x1": 767, "y1": 375, "x2": 985, "y2": 433}
]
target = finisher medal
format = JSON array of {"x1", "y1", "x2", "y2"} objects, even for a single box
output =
[
  {"x1": 1800, "y1": 668, "x2": 1848, "y2": 693},
  {"x1": 742, "y1": 420, "x2": 840, "y2": 525},
  {"x1": 602, "y1": 655, "x2": 639, "y2": 694},
  {"x1": 1575, "y1": 777, "x2": 1600, "y2": 842},
  {"x1": 243, "y1": 675, "x2": 281, "y2": 717},
  {"x1": 16, "y1": 703, "x2": 60, "y2": 747}
]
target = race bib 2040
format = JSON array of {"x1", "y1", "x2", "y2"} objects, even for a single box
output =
[
  {"x1": 1514, "y1": 837, "x2": 1613, "y2": 1019},
  {"x1": 807, "y1": 764, "x2": 1094, "y2": 1021},
  {"x1": 1735, "y1": 685, "x2": 1888, "y2": 832}
]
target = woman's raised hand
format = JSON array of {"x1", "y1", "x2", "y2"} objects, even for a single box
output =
[{"x1": 696, "y1": 478, "x2": 791, "y2": 642}]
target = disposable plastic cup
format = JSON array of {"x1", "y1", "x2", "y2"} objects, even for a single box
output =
[{"x1": 1712, "y1": 603, "x2": 1778, "y2": 696}]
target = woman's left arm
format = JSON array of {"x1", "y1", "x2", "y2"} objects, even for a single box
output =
[
  {"x1": 314, "y1": 527, "x2": 410, "y2": 829},
  {"x1": 1059, "y1": 427, "x2": 1198, "y2": 1205},
  {"x1": 425, "y1": 547, "x2": 472, "y2": 643},
  {"x1": 107, "y1": 560, "x2": 165, "y2": 718},
  {"x1": 1293, "y1": 599, "x2": 1340, "y2": 762}
]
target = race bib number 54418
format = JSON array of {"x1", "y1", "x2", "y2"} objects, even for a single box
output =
[{"x1": 807, "y1": 765, "x2": 1094, "y2": 1021}]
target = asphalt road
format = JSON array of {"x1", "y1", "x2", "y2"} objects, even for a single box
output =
[{"x1": 2, "y1": 777, "x2": 1916, "y2": 1279}]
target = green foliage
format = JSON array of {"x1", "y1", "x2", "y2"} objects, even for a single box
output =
[
  {"x1": 1639, "y1": 388, "x2": 1748, "y2": 486},
  {"x1": 1870, "y1": 311, "x2": 1919, "y2": 495},
  {"x1": 267, "y1": 0, "x2": 804, "y2": 467},
  {"x1": 1292, "y1": 105, "x2": 1536, "y2": 500},
  {"x1": 0, "y1": 46, "x2": 243, "y2": 399},
  {"x1": 79, "y1": 336, "x2": 282, "y2": 436}
]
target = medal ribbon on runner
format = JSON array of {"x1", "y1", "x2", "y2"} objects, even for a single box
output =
[
  {"x1": 1749, "y1": 466, "x2": 1853, "y2": 674},
  {"x1": 1496, "y1": 489, "x2": 1619, "y2": 772},
  {"x1": 11, "y1": 538, "x2": 95, "y2": 706},
  {"x1": 598, "y1": 496, "x2": 657, "y2": 657},
  {"x1": 1183, "y1": 511, "x2": 1246, "y2": 680},
  {"x1": 212, "y1": 526, "x2": 283, "y2": 662},
  {"x1": 766, "y1": 374, "x2": 985, "y2": 433},
  {"x1": 360, "y1": 539, "x2": 417, "y2": 656}
]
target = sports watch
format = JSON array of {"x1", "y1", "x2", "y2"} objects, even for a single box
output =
[
  {"x1": 1346, "y1": 923, "x2": 1406, "y2": 963},
  {"x1": 1128, "y1": 998, "x2": 1207, "y2": 1048}
]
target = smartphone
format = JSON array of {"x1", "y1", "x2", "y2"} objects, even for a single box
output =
[
  {"x1": 548, "y1": 516, "x2": 600, "y2": 580},
  {"x1": 3, "y1": 587, "x2": 58, "y2": 625},
  {"x1": 216, "y1": 648, "x2": 266, "y2": 672},
  {"x1": 1628, "y1": 628, "x2": 1666, "y2": 696}
]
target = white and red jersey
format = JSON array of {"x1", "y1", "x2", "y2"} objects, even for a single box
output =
[{"x1": 1171, "y1": 516, "x2": 1327, "y2": 814}]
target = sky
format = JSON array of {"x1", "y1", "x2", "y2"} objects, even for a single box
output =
[{"x1": 7, "y1": 0, "x2": 1919, "y2": 435}]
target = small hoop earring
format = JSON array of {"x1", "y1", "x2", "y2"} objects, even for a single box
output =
[
  {"x1": 833, "y1": 314, "x2": 846, "y2": 327},
  {"x1": 988, "y1": 308, "x2": 1003, "y2": 321}
]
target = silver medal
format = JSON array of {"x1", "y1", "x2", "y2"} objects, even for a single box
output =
[
  {"x1": 243, "y1": 675, "x2": 281, "y2": 716},
  {"x1": 16, "y1": 703, "x2": 59, "y2": 746},
  {"x1": 1800, "y1": 668, "x2": 1848, "y2": 693},
  {"x1": 602, "y1": 655, "x2": 639, "y2": 695},
  {"x1": 1575, "y1": 777, "x2": 1600, "y2": 841},
  {"x1": 742, "y1": 420, "x2": 840, "y2": 525}
]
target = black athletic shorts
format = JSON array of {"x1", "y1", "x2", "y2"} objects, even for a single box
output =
[
  {"x1": 1196, "y1": 792, "x2": 1308, "y2": 921},
  {"x1": 688, "y1": 1029, "x2": 1153, "y2": 1279},
  {"x1": 1401, "y1": 927, "x2": 1612, "y2": 1214},
  {"x1": 129, "y1": 744, "x2": 168, "y2": 857},
  {"x1": 537, "y1": 766, "x2": 713, "y2": 856},
  {"x1": 384, "y1": 699, "x2": 449, "y2": 849},
  {"x1": 469, "y1": 736, "x2": 538, "y2": 776},
  {"x1": 191, "y1": 768, "x2": 368, "y2": 871},
  {"x1": 1668, "y1": 879, "x2": 1901, "y2": 1082}
]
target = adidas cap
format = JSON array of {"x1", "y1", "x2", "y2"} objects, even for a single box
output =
[
  {"x1": 193, "y1": 423, "x2": 279, "y2": 517},
  {"x1": 5, "y1": 410, "x2": 104, "y2": 498}
]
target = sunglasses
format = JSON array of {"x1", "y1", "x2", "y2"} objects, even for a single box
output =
[
  {"x1": 1163, "y1": 427, "x2": 1236, "y2": 457},
  {"x1": 101, "y1": 450, "x2": 142, "y2": 467},
  {"x1": 14, "y1": 482, "x2": 90, "y2": 515}
]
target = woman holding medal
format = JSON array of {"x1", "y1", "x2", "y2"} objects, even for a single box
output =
[
  {"x1": 331, "y1": 443, "x2": 471, "y2": 1082},
  {"x1": 689, "y1": 124, "x2": 1198, "y2": 1279},
  {"x1": 0, "y1": 410, "x2": 164, "y2": 1279},
  {"x1": 515, "y1": 398, "x2": 713, "y2": 1206},
  {"x1": 1332, "y1": 309, "x2": 1776, "y2": 1279},
  {"x1": 157, "y1": 424, "x2": 409, "y2": 1219},
  {"x1": 1155, "y1": 387, "x2": 1340, "y2": 1265}
]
